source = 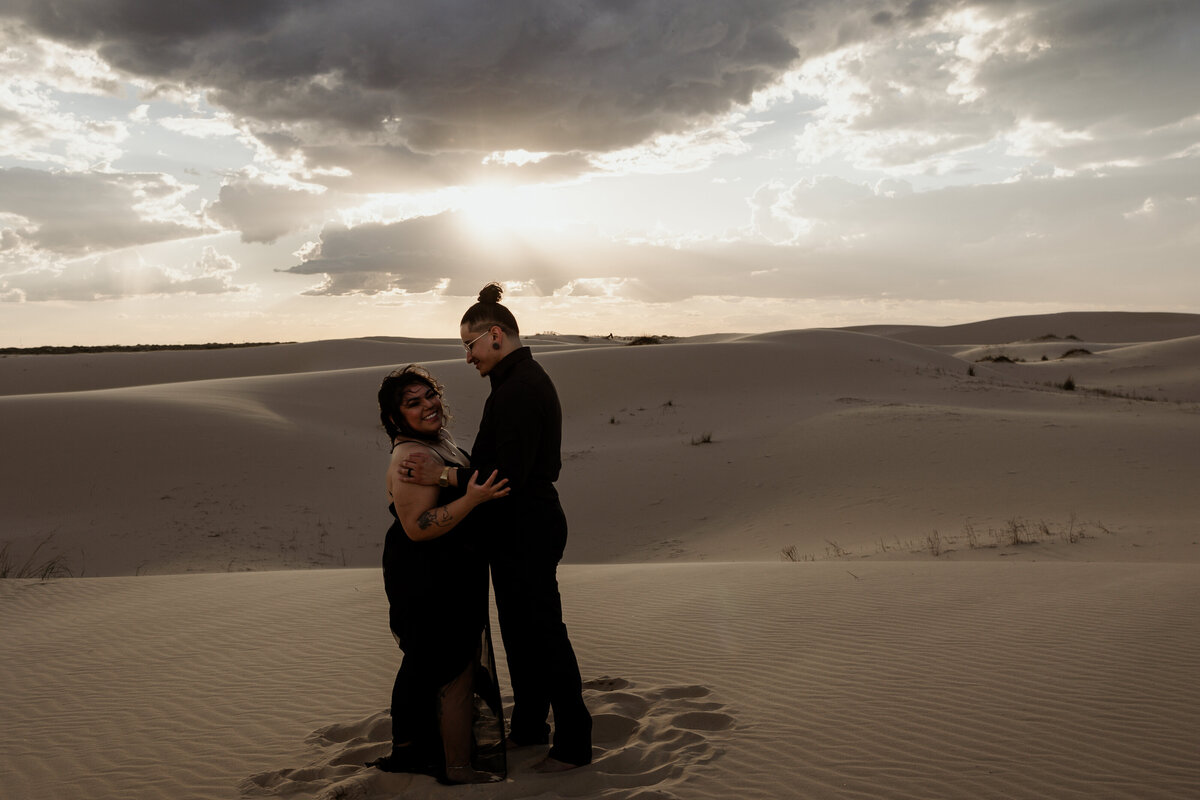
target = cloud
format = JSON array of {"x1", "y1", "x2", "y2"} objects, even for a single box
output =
[
  {"x1": 0, "y1": 245, "x2": 247, "y2": 302},
  {"x1": 15, "y1": 0, "x2": 1193, "y2": 192},
  {"x1": 8, "y1": 1, "x2": 1195, "y2": 179},
  {"x1": 281, "y1": 210, "x2": 689, "y2": 299},
  {"x1": 737, "y1": 157, "x2": 1200, "y2": 305},
  {"x1": 790, "y1": 0, "x2": 1200, "y2": 172},
  {"x1": 0, "y1": 167, "x2": 213, "y2": 255},
  {"x1": 970, "y1": 1, "x2": 1200, "y2": 133},
  {"x1": 278, "y1": 153, "x2": 1200, "y2": 309},
  {"x1": 207, "y1": 178, "x2": 340, "y2": 243},
  {"x1": 4, "y1": 0, "x2": 1198, "y2": 326},
  {"x1": 0, "y1": 29, "x2": 130, "y2": 169},
  {"x1": 5, "y1": 1, "x2": 801, "y2": 164},
  {"x1": 287, "y1": 144, "x2": 595, "y2": 194},
  {"x1": 280, "y1": 211, "x2": 574, "y2": 296}
]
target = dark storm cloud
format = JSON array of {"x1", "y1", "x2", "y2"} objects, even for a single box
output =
[
  {"x1": 11, "y1": 0, "x2": 1191, "y2": 178},
  {"x1": 0, "y1": 167, "x2": 212, "y2": 254},
  {"x1": 5, "y1": 0, "x2": 804, "y2": 155}
]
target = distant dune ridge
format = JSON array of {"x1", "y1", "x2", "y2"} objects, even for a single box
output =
[{"x1": 2, "y1": 311, "x2": 1198, "y2": 800}]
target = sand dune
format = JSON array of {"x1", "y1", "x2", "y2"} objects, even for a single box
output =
[
  {"x1": 849, "y1": 310, "x2": 1200, "y2": 346},
  {"x1": 0, "y1": 334, "x2": 615, "y2": 397},
  {"x1": 2, "y1": 311, "x2": 1198, "y2": 799},
  {"x1": 2, "y1": 564, "x2": 1196, "y2": 800},
  {"x1": 4, "y1": 312, "x2": 1197, "y2": 575}
]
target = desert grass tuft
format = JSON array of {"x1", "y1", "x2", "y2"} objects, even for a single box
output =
[
  {"x1": 1005, "y1": 517, "x2": 1030, "y2": 546},
  {"x1": 783, "y1": 515, "x2": 1110, "y2": 563},
  {"x1": 824, "y1": 539, "x2": 849, "y2": 558},
  {"x1": 0, "y1": 534, "x2": 74, "y2": 580},
  {"x1": 780, "y1": 545, "x2": 808, "y2": 562}
]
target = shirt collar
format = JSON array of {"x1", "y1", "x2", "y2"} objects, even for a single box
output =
[{"x1": 488, "y1": 346, "x2": 532, "y2": 387}]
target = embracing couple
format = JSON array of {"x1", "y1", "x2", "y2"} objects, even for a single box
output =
[{"x1": 370, "y1": 283, "x2": 592, "y2": 784}]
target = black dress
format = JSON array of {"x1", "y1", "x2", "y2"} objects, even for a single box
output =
[{"x1": 379, "y1": 462, "x2": 506, "y2": 781}]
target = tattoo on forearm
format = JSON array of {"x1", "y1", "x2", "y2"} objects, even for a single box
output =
[{"x1": 417, "y1": 506, "x2": 453, "y2": 530}]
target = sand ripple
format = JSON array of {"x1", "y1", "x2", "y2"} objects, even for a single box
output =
[{"x1": 3, "y1": 563, "x2": 1197, "y2": 799}]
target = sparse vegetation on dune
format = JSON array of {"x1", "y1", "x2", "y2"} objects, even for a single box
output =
[
  {"x1": 0, "y1": 534, "x2": 77, "y2": 580},
  {"x1": 780, "y1": 515, "x2": 1112, "y2": 562},
  {"x1": 1031, "y1": 333, "x2": 1082, "y2": 342},
  {"x1": 1035, "y1": 378, "x2": 1170, "y2": 402}
]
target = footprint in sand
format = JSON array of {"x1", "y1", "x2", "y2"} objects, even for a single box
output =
[
  {"x1": 656, "y1": 685, "x2": 710, "y2": 700},
  {"x1": 670, "y1": 710, "x2": 735, "y2": 732},
  {"x1": 241, "y1": 676, "x2": 733, "y2": 799},
  {"x1": 573, "y1": 676, "x2": 734, "y2": 790}
]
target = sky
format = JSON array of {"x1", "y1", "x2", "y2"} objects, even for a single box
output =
[{"x1": 1, "y1": 0, "x2": 1198, "y2": 346}]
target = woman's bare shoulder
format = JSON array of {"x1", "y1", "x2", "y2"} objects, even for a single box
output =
[{"x1": 390, "y1": 440, "x2": 445, "y2": 461}]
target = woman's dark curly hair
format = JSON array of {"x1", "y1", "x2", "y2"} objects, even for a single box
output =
[
  {"x1": 460, "y1": 282, "x2": 520, "y2": 336},
  {"x1": 378, "y1": 365, "x2": 448, "y2": 443}
]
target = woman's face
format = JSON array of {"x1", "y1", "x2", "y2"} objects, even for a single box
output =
[{"x1": 396, "y1": 382, "x2": 443, "y2": 437}]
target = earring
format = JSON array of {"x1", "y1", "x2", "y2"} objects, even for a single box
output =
[{"x1": 492, "y1": 342, "x2": 500, "y2": 350}]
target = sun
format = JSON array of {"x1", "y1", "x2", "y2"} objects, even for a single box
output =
[{"x1": 455, "y1": 185, "x2": 553, "y2": 240}]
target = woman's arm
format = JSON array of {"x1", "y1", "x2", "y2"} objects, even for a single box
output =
[
  {"x1": 392, "y1": 449, "x2": 460, "y2": 488},
  {"x1": 388, "y1": 443, "x2": 508, "y2": 541}
]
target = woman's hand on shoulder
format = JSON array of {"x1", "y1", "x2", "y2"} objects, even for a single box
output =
[
  {"x1": 394, "y1": 447, "x2": 441, "y2": 486},
  {"x1": 464, "y1": 470, "x2": 510, "y2": 506},
  {"x1": 388, "y1": 442, "x2": 438, "y2": 498}
]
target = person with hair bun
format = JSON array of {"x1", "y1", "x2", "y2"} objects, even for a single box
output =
[
  {"x1": 370, "y1": 365, "x2": 510, "y2": 784},
  {"x1": 399, "y1": 283, "x2": 594, "y2": 772}
]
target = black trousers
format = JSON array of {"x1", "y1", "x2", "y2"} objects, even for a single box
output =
[{"x1": 490, "y1": 507, "x2": 592, "y2": 765}]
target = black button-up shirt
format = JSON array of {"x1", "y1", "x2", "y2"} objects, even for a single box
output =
[{"x1": 469, "y1": 347, "x2": 563, "y2": 516}]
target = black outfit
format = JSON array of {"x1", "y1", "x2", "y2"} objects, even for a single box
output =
[
  {"x1": 378, "y1": 455, "x2": 506, "y2": 781},
  {"x1": 467, "y1": 347, "x2": 593, "y2": 766}
]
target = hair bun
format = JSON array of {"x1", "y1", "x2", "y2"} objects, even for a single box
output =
[{"x1": 477, "y1": 282, "x2": 503, "y2": 304}]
